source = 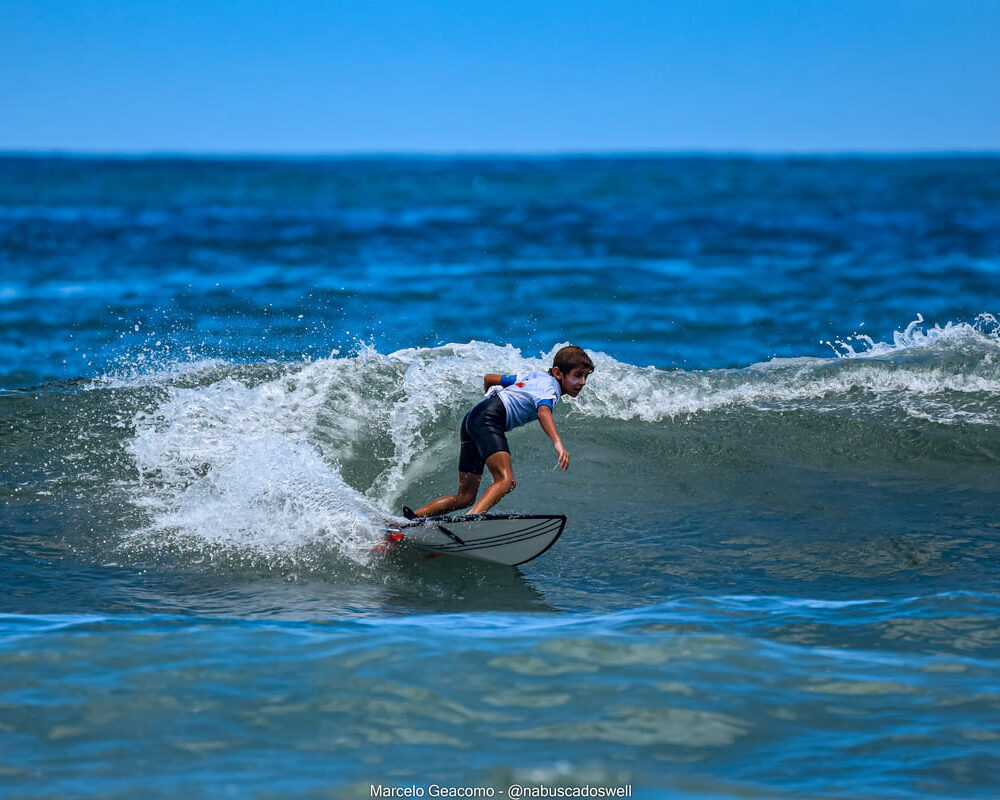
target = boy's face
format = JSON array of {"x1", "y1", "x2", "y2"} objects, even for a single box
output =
[{"x1": 553, "y1": 366, "x2": 591, "y2": 397}]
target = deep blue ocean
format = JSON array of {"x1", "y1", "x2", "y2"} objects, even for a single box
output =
[{"x1": 2, "y1": 154, "x2": 1000, "y2": 798}]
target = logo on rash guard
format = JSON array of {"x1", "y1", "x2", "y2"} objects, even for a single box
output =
[{"x1": 516, "y1": 382, "x2": 524, "y2": 387}]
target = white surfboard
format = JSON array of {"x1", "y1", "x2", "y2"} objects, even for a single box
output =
[{"x1": 387, "y1": 514, "x2": 566, "y2": 566}]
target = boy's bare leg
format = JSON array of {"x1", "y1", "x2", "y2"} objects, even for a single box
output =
[
  {"x1": 414, "y1": 471, "x2": 482, "y2": 518},
  {"x1": 469, "y1": 452, "x2": 515, "y2": 514}
]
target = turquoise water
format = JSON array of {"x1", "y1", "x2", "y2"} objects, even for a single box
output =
[{"x1": 2, "y1": 155, "x2": 1000, "y2": 797}]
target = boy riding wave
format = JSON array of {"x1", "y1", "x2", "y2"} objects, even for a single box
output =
[{"x1": 405, "y1": 345, "x2": 595, "y2": 518}]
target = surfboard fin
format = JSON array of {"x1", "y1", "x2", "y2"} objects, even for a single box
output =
[{"x1": 402, "y1": 505, "x2": 418, "y2": 521}]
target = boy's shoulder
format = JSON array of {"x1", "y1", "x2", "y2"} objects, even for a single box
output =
[
  {"x1": 516, "y1": 370, "x2": 558, "y2": 390},
  {"x1": 516, "y1": 371, "x2": 560, "y2": 401}
]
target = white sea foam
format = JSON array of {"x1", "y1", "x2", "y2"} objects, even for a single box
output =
[{"x1": 126, "y1": 361, "x2": 386, "y2": 563}]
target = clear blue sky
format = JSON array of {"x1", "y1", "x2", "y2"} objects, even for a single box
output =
[{"x1": 2, "y1": 0, "x2": 998, "y2": 154}]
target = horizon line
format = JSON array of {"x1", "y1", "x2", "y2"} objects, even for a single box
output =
[{"x1": 3, "y1": 147, "x2": 1000, "y2": 160}]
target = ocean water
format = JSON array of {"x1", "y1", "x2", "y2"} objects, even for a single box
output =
[{"x1": 2, "y1": 154, "x2": 1000, "y2": 798}]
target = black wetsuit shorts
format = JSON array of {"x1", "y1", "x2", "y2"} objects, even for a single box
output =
[{"x1": 459, "y1": 394, "x2": 509, "y2": 474}]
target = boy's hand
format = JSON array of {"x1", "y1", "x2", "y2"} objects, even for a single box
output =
[
  {"x1": 555, "y1": 443, "x2": 570, "y2": 471},
  {"x1": 537, "y1": 405, "x2": 568, "y2": 469}
]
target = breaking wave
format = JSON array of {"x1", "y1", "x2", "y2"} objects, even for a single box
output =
[{"x1": 72, "y1": 316, "x2": 1000, "y2": 565}]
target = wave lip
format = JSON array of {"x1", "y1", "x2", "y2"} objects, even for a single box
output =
[
  {"x1": 827, "y1": 312, "x2": 999, "y2": 358},
  {"x1": 574, "y1": 315, "x2": 1000, "y2": 426}
]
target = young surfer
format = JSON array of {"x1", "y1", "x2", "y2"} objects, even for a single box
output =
[{"x1": 405, "y1": 345, "x2": 595, "y2": 519}]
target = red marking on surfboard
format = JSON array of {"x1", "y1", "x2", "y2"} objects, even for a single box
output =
[{"x1": 372, "y1": 532, "x2": 406, "y2": 554}]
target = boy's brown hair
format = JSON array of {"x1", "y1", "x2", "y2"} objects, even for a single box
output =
[{"x1": 550, "y1": 345, "x2": 595, "y2": 375}]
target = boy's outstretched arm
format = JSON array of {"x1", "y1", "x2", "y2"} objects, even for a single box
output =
[{"x1": 537, "y1": 405, "x2": 570, "y2": 470}]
